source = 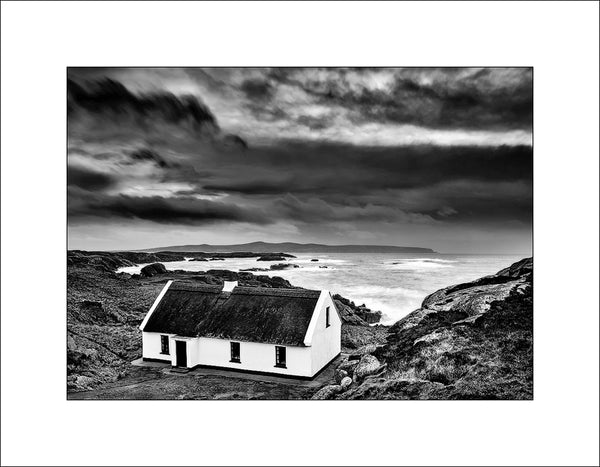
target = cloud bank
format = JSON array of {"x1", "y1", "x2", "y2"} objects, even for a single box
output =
[{"x1": 67, "y1": 68, "x2": 533, "y2": 253}]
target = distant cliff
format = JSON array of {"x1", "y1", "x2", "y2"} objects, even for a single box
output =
[{"x1": 141, "y1": 241, "x2": 435, "y2": 254}]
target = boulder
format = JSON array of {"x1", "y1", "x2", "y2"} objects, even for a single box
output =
[
  {"x1": 340, "y1": 377, "x2": 353, "y2": 390},
  {"x1": 334, "y1": 369, "x2": 348, "y2": 384},
  {"x1": 311, "y1": 384, "x2": 343, "y2": 400},
  {"x1": 140, "y1": 263, "x2": 167, "y2": 277},
  {"x1": 337, "y1": 359, "x2": 359, "y2": 376},
  {"x1": 349, "y1": 344, "x2": 377, "y2": 358},
  {"x1": 353, "y1": 354, "x2": 382, "y2": 381}
]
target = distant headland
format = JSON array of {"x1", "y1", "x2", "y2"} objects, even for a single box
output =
[{"x1": 140, "y1": 241, "x2": 436, "y2": 254}]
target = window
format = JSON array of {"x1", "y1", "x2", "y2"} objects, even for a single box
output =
[
  {"x1": 160, "y1": 335, "x2": 169, "y2": 355},
  {"x1": 326, "y1": 306, "x2": 330, "y2": 328},
  {"x1": 230, "y1": 342, "x2": 241, "y2": 363},
  {"x1": 275, "y1": 346, "x2": 287, "y2": 368}
]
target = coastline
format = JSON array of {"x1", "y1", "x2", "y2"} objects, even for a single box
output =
[{"x1": 67, "y1": 250, "x2": 532, "y2": 400}]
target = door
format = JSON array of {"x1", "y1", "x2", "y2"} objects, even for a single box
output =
[{"x1": 175, "y1": 340, "x2": 187, "y2": 367}]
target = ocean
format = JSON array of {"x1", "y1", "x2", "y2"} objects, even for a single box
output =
[{"x1": 118, "y1": 253, "x2": 526, "y2": 324}]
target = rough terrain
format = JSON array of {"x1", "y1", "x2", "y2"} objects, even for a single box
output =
[
  {"x1": 313, "y1": 257, "x2": 533, "y2": 400},
  {"x1": 67, "y1": 251, "x2": 532, "y2": 400}
]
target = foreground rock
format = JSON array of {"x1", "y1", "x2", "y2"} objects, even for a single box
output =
[
  {"x1": 340, "y1": 377, "x2": 353, "y2": 390},
  {"x1": 353, "y1": 354, "x2": 384, "y2": 382},
  {"x1": 334, "y1": 257, "x2": 533, "y2": 400}
]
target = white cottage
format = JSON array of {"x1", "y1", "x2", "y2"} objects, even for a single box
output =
[{"x1": 140, "y1": 280, "x2": 341, "y2": 379}]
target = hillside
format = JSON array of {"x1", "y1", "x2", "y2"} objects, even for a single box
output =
[{"x1": 141, "y1": 241, "x2": 435, "y2": 254}]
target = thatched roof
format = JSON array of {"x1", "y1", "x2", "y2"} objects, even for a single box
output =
[{"x1": 143, "y1": 282, "x2": 322, "y2": 346}]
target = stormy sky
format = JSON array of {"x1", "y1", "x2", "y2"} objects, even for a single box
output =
[{"x1": 67, "y1": 68, "x2": 532, "y2": 253}]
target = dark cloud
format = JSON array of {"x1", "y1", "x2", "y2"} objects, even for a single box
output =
[
  {"x1": 66, "y1": 69, "x2": 533, "y2": 251},
  {"x1": 222, "y1": 134, "x2": 249, "y2": 149},
  {"x1": 67, "y1": 165, "x2": 117, "y2": 190},
  {"x1": 196, "y1": 141, "x2": 532, "y2": 226},
  {"x1": 203, "y1": 143, "x2": 533, "y2": 195},
  {"x1": 240, "y1": 78, "x2": 274, "y2": 101},
  {"x1": 68, "y1": 187, "x2": 271, "y2": 226},
  {"x1": 68, "y1": 78, "x2": 217, "y2": 130},
  {"x1": 128, "y1": 148, "x2": 171, "y2": 168},
  {"x1": 67, "y1": 75, "x2": 248, "y2": 151}
]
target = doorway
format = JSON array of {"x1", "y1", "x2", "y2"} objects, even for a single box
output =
[{"x1": 175, "y1": 340, "x2": 187, "y2": 368}]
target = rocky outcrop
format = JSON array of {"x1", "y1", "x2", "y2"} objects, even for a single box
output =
[
  {"x1": 497, "y1": 257, "x2": 533, "y2": 278},
  {"x1": 67, "y1": 251, "x2": 137, "y2": 271},
  {"x1": 67, "y1": 250, "x2": 298, "y2": 272},
  {"x1": 334, "y1": 294, "x2": 383, "y2": 325},
  {"x1": 140, "y1": 263, "x2": 167, "y2": 277},
  {"x1": 404, "y1": 256, "x2": 532, "y2": 328},
  {"x1": 269, "y1": 263, "x2": 300, "y2": 271},
  {"x1": 257, "y1": 254, "x2": 291, "y2": 261},
  {"x1": 333, "y1": 257, "x2": 533, "y2": 400}
]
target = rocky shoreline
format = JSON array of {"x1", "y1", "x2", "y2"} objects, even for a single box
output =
[
  {"x1": 312, "y1": 257, "x2": 533, "y2": 400},
  {"x1": 67, "y1": 249, "x2": 296, "y2": 270},
  {"x1": 67, "y1": 250, "x2": 532, "y2": 399}
]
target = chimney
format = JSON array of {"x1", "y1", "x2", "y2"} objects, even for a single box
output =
[{"x1": 222, "y1": 281, "x2": 238, "y2": 293}]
